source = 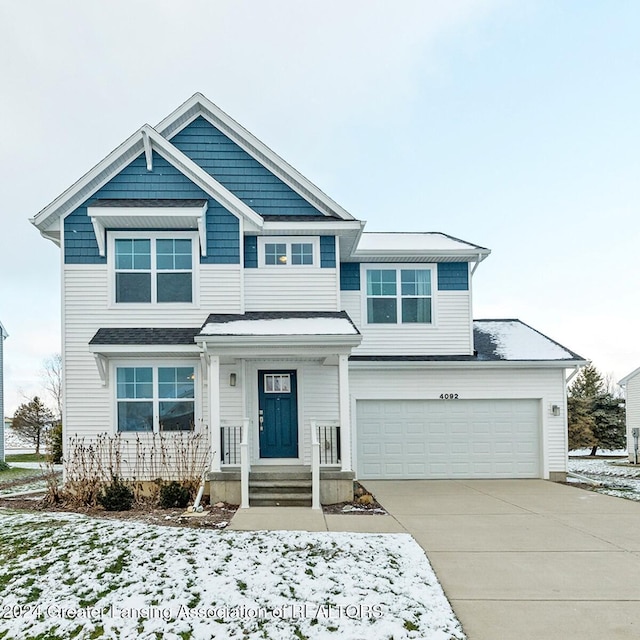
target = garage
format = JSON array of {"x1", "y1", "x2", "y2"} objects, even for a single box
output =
[{"x1": 356, "y1": 399, "x2": 541, "y2": 479}]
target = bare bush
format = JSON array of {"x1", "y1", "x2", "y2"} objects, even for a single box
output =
[{"x1": 58, "y1": 429, "x2": 210, "y2": 507}]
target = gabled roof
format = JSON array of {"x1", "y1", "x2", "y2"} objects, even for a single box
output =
[
  {"x1": 0, "y1": 321, "x2": 7, "y2": 340},
  {"x1": 156, "y1": 93, "x2": 355, "y2": 221},
  {"x1": 31, "y1": 123, "x2": 265, "y2": 244},
  {"x1": 619, "y1": 367, "x2": 640, "y2": 386}
]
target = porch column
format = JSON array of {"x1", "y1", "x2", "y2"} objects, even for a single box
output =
[
  {"x1": 209, "y1": 354, "x2": 221, "y2": 472},
  {"x1": 338, "y1": 353, "x2": 352, "y2": 472}
]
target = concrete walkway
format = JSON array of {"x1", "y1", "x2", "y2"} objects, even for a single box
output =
[{"x1": 230, "y1": 480, "x2": 640, "y2": 639}]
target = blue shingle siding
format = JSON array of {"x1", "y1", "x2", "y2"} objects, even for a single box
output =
[
  {"x1": 171, "y1": 117, "x2": 323, "y2": 217},
  {"x1": 244, "y1": 236, "x2": 258, "y2": 268},
  {"x1": 64, "y1": 152, "x2": 240, "y2": 264},
  {"x1": 437, "y1": 262, "x2": 469, "y2": 291},
  {"x1": 320, "y1": 236, "x2": 336, "y2": 268},
  {"x1": 340, "y1": 262, "x2": 361, "y2": 290}
]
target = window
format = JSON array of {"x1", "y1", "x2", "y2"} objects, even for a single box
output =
[
  {"x1": 366, "y1": 268, "x2": 432, "y2": 324},
  {"x1": 113, "y1": 234, "x2": 194, "y2": 304},
  {"x1": 264, "y1": 373, "x2": 291, "y2": 393},
  {"x1": 117, "y1": 366, "x2": 195, "y2": 432},
  {"x1": 259, "y1": 237, "x2": 319, "y2": 267}
]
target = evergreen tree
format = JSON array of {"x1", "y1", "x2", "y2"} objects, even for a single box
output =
[
  {"x1": 568, "y1": 365, "x2": 626, "y2": 455},
  {"x1": 12, "y1": 397, "x2": 54, "y2": 455}
]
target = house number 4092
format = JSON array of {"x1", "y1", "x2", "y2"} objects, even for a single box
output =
[{"x1": 439, "y1": 393, "x2": 459, "y2": 400}]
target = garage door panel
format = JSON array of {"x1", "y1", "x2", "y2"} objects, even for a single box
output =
[{"x1": 357, "y1": 399, "x2": 540, "y2": 479}]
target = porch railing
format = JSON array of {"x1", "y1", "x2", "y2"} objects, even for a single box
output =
[
  {"x1": 316, "y1": 422, "x2": 341, "y2": 466},
  {"x1": 220, "y1": 425, "x2": 242, "y2": 466}
]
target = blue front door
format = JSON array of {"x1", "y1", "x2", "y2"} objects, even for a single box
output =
[{"x1": 258, "y1": 370, "x2": 298, "y2": 458}]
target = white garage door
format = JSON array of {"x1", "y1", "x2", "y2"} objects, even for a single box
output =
[{"x1": 357, "y1": 399, "x2": 540, "y2": 479}]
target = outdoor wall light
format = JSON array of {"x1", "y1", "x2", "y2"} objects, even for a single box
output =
[
  {"x1": 551, "y1": 404, "x2": 560, "y2": 416},
  {"x1": 229, "y1": 373, "x2": 237, "y2": 387}
]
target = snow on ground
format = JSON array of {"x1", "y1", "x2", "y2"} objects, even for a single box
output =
[
  {"x1": 568, "y1": 457, "x2": 640, "y2": 502},
  {"x1": 0, "y1": 510, "x2": 465, "y2": 640}
]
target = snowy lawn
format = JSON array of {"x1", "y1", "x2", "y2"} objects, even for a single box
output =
[
  {"x1": 0, "y1": 510, "x2": 464, "y2": 640},
  {"x1": 568, "y1": 456, "x2": 640, "y2": 501}
]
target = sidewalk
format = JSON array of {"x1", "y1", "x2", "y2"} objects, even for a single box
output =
[{"x1": 229, "y1": 506, "x2": 406, "y2": 533}]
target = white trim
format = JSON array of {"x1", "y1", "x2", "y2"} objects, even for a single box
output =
[
  {"x1": 156, "y1": 94, "x2": 356, "y2": 221},
  {"x1": 90, "y1": 344, "x2": 200, "y2": 356},
  {"x1": 619, "y1": 366, "x2": 640, "y2": 387},
  {"x1": 141, "y1": 129, "x2": 153, "y2": 171},
  {"x1": 32, "y1": 123, "x2": 265, "y2": 236},
  {"x1": 348, "y1": 359, "x2": 588, "y2": 370},
  {"x1": 107, "y1": 230, "x2": 200, "y2": 308},
  {"x1": 209, "y1": 355, "x2": 221, "y2": 472},
  {"x1": 338, "y1": 354, "x2": 351, "y2": 472},
  {"x1": 257, "y1": 236, "x2": 320, "y2": 268},
  {"x1": 88, "y1": 204, "x2": 209, "y2": 258}
]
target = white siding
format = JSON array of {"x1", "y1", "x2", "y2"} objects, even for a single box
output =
[
  {"x1": 63, "y1": 264, "x2": 242, "y2": 439},
  {"x1": 350, "y1": 366, "x2": 568, "y2": 477},
  {"x1": 245, "y1": 270, "x2": 338, "y2": 311},
  {"x1": 342, "y1": 290, "x2": 473, "y2": 355},
  {"x1": 625, "y1": 374, "x2": 640, "y2": 459}
]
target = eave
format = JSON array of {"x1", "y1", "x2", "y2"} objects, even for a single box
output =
[{"x1": 348, "y1": 358, "x2": 588, "y2": 369}]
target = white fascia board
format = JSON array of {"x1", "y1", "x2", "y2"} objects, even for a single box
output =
[
  {"x1": 619, "y1": 366, "x2": 640, "y2": 386},
  {"x1": 261, "y1": 220, "x2": 364, "y2": 234},
  {"x1": 31, "y1": 124, "x2": 264, "y2": 239},
  {"x1": 193, "y1": 344, "x2": 357, "y2": 359},
  {"x1": 156, "y1": 93, "x2": 356, "y2": 222},
  {"x1": 87, "y1": 203, "x2": 209, "y2": 257},
  {"x1": 348, "y1": 359, "x2": 589, "y2": 370},
  {"x1": 31, "y1": 128, "x2": 147, "y2": 232},
  {"x1": 196, "y1": 334, "x2": 362, "y2": 349},
  {"x1": 88, "y1": 344, "x2": 200, "y2": 356},
  {"x1": 351, "y1": 248, "x2": 492, "y2": 262}
]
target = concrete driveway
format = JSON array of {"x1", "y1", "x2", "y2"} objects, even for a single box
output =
[{"x1": 365, "y1": 479, "x2": 640, "y2": 640}]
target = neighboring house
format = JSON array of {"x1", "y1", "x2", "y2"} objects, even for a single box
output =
[
  {"x1": 619, "y1": 368, "x2": 640, "y2": 462},
  {"x1": 0, "y1": 321, "x2": 7, "y2": 462},
  {"x1": 31, "y1": 93, "x2": 586, "y2": 505}
]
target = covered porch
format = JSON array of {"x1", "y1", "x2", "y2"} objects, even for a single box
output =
[{"x1": 195, "y1": 312, "x2": 361, "y2": 508}]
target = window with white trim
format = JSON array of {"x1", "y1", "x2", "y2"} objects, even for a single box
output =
[
  {"x1": 112, "y1": 232, "x2": 195, "y2": 304},
  {"x1": 258, "y1": 236, "x2": 319, "y2": 267},
  {"x1": 116, "y1": 366, "x2": 196, "y2": 432},
  {"x1": 366, "y1": 268, "x2": 432, "y2": 324}
]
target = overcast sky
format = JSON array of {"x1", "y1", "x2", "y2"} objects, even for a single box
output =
[{"x1": 1, "y1": 0, "x2": 639, "y2": 415}]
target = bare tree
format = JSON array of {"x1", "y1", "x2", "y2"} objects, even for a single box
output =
[{"x1": 41, "y1": 353, "x2": 62, "y2": 421}]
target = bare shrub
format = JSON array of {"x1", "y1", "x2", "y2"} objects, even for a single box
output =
[{"x1": 58, "y1": 428, "x2": 210, "y2": 507}]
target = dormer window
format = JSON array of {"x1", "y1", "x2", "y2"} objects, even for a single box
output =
[{"x1": 258, "y1": 236, "x2": 319, "y2": 267}]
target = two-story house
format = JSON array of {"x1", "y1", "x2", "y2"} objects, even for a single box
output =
[{"x1": 31, "y1": 93, "x2": 586, "y2": 506}]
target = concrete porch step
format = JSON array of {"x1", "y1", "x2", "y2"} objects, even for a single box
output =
[
  {"x1": 250, "y1": 480, "x2": 312, "y2": 493},
  {"x1": 250, "y1": 492, "x2": 312, "y2": 507}
]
